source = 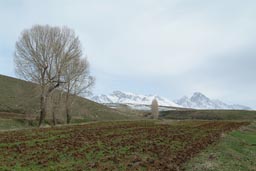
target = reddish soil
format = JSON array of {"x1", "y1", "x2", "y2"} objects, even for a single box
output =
[{"x1": 0, "y1": 121, "x2": 249, "y2": 171}]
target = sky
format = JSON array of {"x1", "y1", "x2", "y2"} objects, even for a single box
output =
[{"x1": 1, "y1": 0, "x2": 256, "y2": 108}]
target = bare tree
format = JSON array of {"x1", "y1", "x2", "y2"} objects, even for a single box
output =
[
  {"x1": 151, "y1": 98, "x2": 159, "y2": 119},
  {"x1": 14, "y1": 25, "x2": 83, "y2": 126},
  {"x1": 62, "y1": 57, "x2": 95, "y2": 124}
]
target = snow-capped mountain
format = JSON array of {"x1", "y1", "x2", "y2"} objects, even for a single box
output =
[
  {"x1": 174, "y1": 92, "x2": 251, "y2": 110},
  {"x1": 91, "y1": 91, "x2": 251, "y2": 110},
  {"x1": 91, "y1": 91, "x2": 181, "y2": 107}
]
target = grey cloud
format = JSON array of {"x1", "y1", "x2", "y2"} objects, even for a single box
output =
[{"x1": 1, "y1": 0, "x2": 256, "y2": 108}]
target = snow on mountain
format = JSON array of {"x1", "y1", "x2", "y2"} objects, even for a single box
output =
[
  {"x1": 175, "y1": 92, "x2": 251, "y2": 110},
  {"x1": 91, "y1": 95, "x2": 112, "y2": 104},
  {"x1": 91, "y1": 91, "x2": 181, "y2": 107},
  {"x1": 91, "y1": 91, "x2": 251, "y2": 110}
]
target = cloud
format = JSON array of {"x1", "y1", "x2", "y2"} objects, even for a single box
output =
[{"x1": 1, "y1": 0, "x2": 256, "y2": 108}]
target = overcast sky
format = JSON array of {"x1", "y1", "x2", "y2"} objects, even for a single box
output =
[{"x1": 1, "y1": 0, "x2": 256, "y2": 108}]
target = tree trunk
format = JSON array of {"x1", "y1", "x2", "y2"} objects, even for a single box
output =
[
  {"x1": 65, "y1": 94, "x2": 71, "y2": 124},
  {"x1": 52, "y1": 92, "x2": 61, "y2": 126},
  {"x1": 66, "y1": 106, "x2": 71, "y2": 124},
  {"x1": 39, "y1": 94, "x2": 47, "y2": 126},
  {"x1": 52, "y1": 110, "x2": 56, "y2": 126},
  {"x1": 65, "y1": 85, "x2": 72, "y2": 124},
  {"x1": 39, "y1": 83, "x2": 60, "y2": 127}
]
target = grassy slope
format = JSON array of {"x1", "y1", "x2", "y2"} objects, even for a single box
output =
[
  {"x1": 0, "y1": 119, "x2": 34, "y2": 130},
  {"x1": 160, "y1": 110, "x2": 256, "y2": 120},
  {"x1": 0, "y1": 74, "x2": 39, "y2": 114},
  {"x1": 185, "y1": 122, "x2": 256, "y2": 171},
  {"x1": 0, "y1": 74, "x2": 137, "y2": 125}
]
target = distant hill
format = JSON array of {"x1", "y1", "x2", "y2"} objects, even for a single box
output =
[{"x1": 0, "y1": 74, "x2": 137, "y2": 123}]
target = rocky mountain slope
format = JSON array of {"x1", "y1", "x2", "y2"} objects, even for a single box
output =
[
  {"x1": 91, "y1": 91, "x2": 251, "y2": 110},
  {"x1": 91, "y1": 91, "x2": 181, "y2": 107},
  {"x1": 174, "y1": 92, "x2": 251, "y2": 110}
]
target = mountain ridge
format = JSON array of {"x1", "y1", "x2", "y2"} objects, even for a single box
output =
[
  {"x1": 174, "y1": 92, "x2": 251, "y2": 110},
  {"x1": 91, "y1": 91, "x2": 251, "y2": 110},
  {"x1": 91, "y1": 90, "x2": 181, "y2": 107}
]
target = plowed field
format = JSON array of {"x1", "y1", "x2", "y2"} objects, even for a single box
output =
[{"x1": 0, "y1": 121, "x2": 249, "y2": 171}]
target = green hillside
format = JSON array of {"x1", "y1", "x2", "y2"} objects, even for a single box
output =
[
  {"x1": 0, "y1": 74, "x2": 137, "y2": 124},
  {"x1": 160, "y1": 109, "x2": 256, "y2": 120}
]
